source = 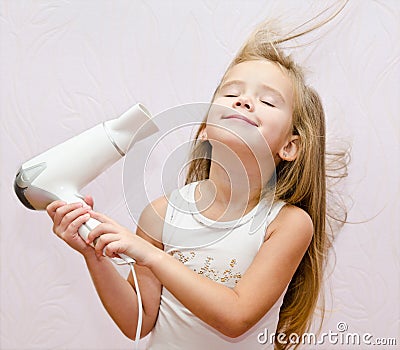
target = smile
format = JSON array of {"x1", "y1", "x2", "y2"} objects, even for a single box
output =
[{"x1": 222, "y1": 114, "x2": 258, "y2": 126}]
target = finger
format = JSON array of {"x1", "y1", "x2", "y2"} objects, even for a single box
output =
[
  {"x1": 54, "y1": 203, "x2": 82, "y2": 228},
  {"x1": 92, "y1": 233, "x2": 119, "y2": 256},
  {"x1": 86, "y1": 223, "x2": 117, "y2": 245},
  {"x1": 61, "y1": 212, "x2": 91, "y2": 239},
  {"x1": 103, "y1": 241, "x2": 125, "y2": 259},
  {"x1": 46, "y1": 200, "x2": 67, "y2": 220},
  {"x1": 88, "y1": 210, "x2": 118, "y2": 226},
  {"x1": 59, "y1": 206, "x2": 92, "y2": 233},
  {"x1": 84, "y1": 195, "x2": 94, "y2": 209},
  {"x1": 54, "y1": 203, "x2": 90, "y2": 229}
]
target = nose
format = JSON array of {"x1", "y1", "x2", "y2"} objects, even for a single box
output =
[{"x1": 233, "y1": 96, "x2": 254, "y2": 112}]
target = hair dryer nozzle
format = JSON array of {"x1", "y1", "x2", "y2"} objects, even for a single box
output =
[{"x1": 104, "y1": 103, "x2": 159, "y2": 155}]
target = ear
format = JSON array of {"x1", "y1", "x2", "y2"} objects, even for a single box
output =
[
  {"x1": 279, "y1": 135, "x2": 300, "y2": 161},
  {"x1": 199, "y1": 128, "x2": 208, "y2": 141}
]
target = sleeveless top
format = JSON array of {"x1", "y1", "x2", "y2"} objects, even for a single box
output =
[{"x1": 147, "y1": 181, "x2": 288, "y2": 350}]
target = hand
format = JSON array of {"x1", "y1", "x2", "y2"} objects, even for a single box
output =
[
  {"x1": 46, "y1": 195, "x2": 94, "y2": 256},
  {"x1": 86, "y1": 211, "x2": 160, "y2": 266}
]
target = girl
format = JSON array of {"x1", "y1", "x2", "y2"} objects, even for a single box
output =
[{"x1": 46, "y1": 17, "x2": 347, "y2": 350}]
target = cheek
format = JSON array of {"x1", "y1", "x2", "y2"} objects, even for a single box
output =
[
  {"x1": 210, "y1": 97, "x2": 237, "y2": 115},
  {"x1": 259, "y1": 116, "x2": 293, "y2": 153},
  {"x1": 212, "y1": 96, "x2": 227, "y2": 104}
]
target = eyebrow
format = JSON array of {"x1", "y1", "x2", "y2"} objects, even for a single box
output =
[{"x1": 220, "y1": 79, "x2": 286, "y2": 104}]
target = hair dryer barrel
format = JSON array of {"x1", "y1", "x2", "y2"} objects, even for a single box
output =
[{"x1": 14, "y1": 103, "x2": 158, "y2": 210}]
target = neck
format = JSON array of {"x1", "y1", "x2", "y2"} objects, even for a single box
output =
[{"x1": 197, "y1": 144, "x2": 275, "y2": 215}]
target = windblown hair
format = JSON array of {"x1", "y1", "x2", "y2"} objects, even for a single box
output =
[{"x1": 185, "y1": 4, "x2": 349, "y2": 349}]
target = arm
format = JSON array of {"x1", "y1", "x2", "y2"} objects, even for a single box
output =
[
  {"x1": 46, "y1": 196, "x2": 167, "y2": 339},
  {"x1": 87, "y1": 196, "x2": 168, "y2": 338},
  {"x1": 84, "y1": 232, "x2": 162, "y2": 339},
  {"x1": 88, "y1": 204, "x2": 313, "y2": 338}
]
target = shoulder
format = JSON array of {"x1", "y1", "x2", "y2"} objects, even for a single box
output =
[
  {"x1": 136, "y1": 195, "x2": 169, "y2": 248},
  {"x1": 141, "y1": 195, "x2": 169, "y2": 218},
  {"x1": 265, "y1": 203, "x2": 313, "y2": 244}
]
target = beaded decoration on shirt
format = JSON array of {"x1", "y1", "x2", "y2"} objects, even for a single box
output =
[{"x1": 168, "y1": 249, "x2": 242, "y2": 285}]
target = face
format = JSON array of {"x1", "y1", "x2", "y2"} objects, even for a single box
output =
[{"x1": 205, "y1": 60, "x2": 296, "y2": 163}]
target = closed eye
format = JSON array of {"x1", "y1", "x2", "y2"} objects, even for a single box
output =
[
  {"x1": 224, "y1": 95, "x2": 238, "y2": 97},
  {"x1": 261, "y1": 100, "x2": 275, "y2": 108}
]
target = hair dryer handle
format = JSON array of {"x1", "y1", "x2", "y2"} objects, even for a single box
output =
[{"x1": 79, "y1": 217, "x2": 135, "y2": 265}]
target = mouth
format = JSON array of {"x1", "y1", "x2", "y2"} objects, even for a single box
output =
[{"x1": 221, "y1": 114, "x2": 258, "y2": 127}]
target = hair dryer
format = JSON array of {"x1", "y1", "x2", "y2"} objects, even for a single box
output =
[{"x1": 14, "y1": 103, "x2": 158, "y2": 264}]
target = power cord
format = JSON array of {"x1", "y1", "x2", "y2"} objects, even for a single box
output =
[{"x1": 130, "y1": 262, "x2": 143, "y2": 349}]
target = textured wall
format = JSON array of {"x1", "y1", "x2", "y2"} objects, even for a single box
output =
[{"x1": 1, "y1": 0, "x2": 399, "y2": 349}]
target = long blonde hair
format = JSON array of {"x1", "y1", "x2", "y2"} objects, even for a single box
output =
[{"x1": 185, "y1": 4, "x2": 349, "y2": 349}]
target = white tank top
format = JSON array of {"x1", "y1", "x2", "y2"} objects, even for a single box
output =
[{"x1": 147, "y1": 181, "x2": 288, "y2": 350}]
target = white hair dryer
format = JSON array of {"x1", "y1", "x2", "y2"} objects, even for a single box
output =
[{"x1": 14, "y1": 103, "x2": 158, "y2": 264}]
